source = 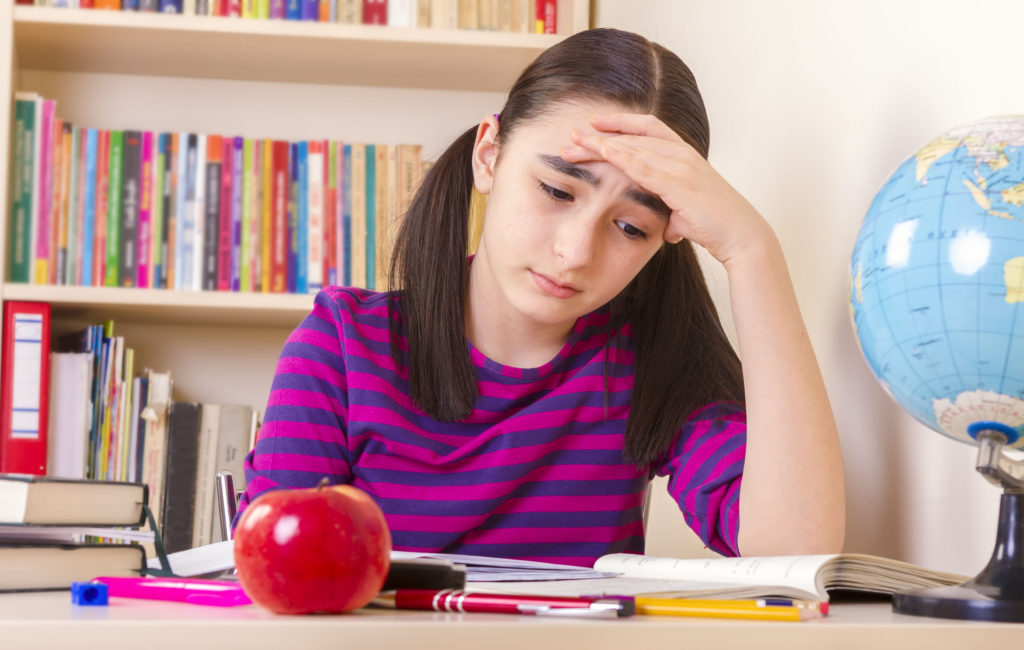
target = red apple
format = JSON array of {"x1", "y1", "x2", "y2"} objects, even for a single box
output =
[{"x1": 233, "y1": 481, "x2": 391, "y2": 614}]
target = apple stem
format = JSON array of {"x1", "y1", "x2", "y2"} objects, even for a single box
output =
[{"x1": 317, "y1": 477, "x2": 331, "y2": 491}]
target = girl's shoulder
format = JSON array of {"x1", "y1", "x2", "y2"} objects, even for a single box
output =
[{"x1": 313, "y1": 285, "x2": 396, "y2": 324}]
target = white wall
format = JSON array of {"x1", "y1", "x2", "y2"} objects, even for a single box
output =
[{"x1": 597, "y1": 0, "x2": 1024, "y2": 574}]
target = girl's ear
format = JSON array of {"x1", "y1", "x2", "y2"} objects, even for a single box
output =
[{"x1": 471, "y1": 115, "x2": 500, "y2": 195}]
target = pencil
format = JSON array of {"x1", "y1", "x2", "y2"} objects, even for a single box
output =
[
  {"x1": 634, "y1": 598, "x2": 821, "y2": 622},
  {"x1": 637, "y1": 597, "x2": 828, "y2": 615}
]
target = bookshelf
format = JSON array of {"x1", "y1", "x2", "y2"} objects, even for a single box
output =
[{"x1": 0, "y1": 2, "x2": 591, "y2": 413}]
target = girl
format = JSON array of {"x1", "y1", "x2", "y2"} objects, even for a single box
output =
[{"x1": 236, "y1": 28, "x2": 845, "y2": 565}]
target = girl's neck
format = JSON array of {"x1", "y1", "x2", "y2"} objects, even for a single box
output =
[{"x1": 464, "y1": 257, "x2": 575, "y2": 370}]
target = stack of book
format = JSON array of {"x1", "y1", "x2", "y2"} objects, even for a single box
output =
[
  {"x1": 8, "y1": 92, "x2": 425, "y2": 295},
  {"x1": 46, "y1": 322, "x2": 257, "y2": 554},
  {"x1": 0, "y1": 474, "x2": 151, "y2": 592},
  {"x1": 20, "y1": 1, "x2": 562, "y2": 34},
  {"x1": 1, "y1": 306, "x2": 258, "y2": 557}
]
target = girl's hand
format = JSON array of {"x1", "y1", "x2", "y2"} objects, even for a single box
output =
[{"x1": 561, "y1": 112, "x2": 774, "y2": 268}]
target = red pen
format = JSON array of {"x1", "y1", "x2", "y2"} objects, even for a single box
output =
[{"x1": 392, "y1": 589, "x2": 634, "y2": 618}]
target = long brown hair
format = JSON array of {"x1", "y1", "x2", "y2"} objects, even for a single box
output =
[{"x1": 389, "y1": 28, "x2": 744, "y2": 465}]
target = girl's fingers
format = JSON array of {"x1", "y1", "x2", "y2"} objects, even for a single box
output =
[
  {"x1": 570, "y1": 129, "x2": 696, "y2": 163},
  {"x1": 589, "y1": 112, "x2": 680, "y2": 141}
]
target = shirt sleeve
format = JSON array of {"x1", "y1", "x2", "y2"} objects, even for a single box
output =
[
  {"x1": 235, "y1": 290, "x2": 353, "y2": 523},
  {"x1": 651, "y1": 401, "x2": 747, "y2": 556}
]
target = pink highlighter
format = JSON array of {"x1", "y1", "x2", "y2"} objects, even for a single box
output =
[{"x1": 92, "y1": 576, "x2": 253, "y2": 607}]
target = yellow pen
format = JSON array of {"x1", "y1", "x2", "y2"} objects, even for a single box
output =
[
  {"x1": 637, "y1": 597, "x2": 828, "y2": 615},
  {"x1": 634, "y1": 597, "x2": 822, "y2": 622}
]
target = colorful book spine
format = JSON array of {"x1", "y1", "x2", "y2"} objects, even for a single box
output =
[
  {"x1": 230, "y1": 136, "x2": 244, "y2": 292},
  {"x1": 216, "y1": 135, "x2": 232, "y2": 292},
  {"x1": 269, "y1": 0, "x2": 286, "y2": 18},
  {"x1": 203, "y1": 135, "x2": 222, "y2": 292},
  {"x1": 301, "y1": 0, "x2": 318, "y2": 20},
  {"x1": 93, "y1": 130, "x2": 110, "y2": 287},
  {"x1": 65, "y1": 125, "x2": 80, "y2": 287},
  {"x1": 120, "y1": 131, "x2": 142, "y2": 287},
  {"x1": 294, "y1": 141, "x2": 307, "y2": 294},
  {"x1": 34, "y1": 99, "x2": 55, "y2": 285},
  {"x1": 270, "y1": 141, "x2": 288, "y2": 292},
  {"x1": 152, "y1": 133, "x2": 167, "y2": 289},
  {"x1": 307, "y1": 140, "x2": 324, "y2": 293},
  {"x1": 47, "y1": 118, "x2": 64, "y2": 286},
  {"x1": 326, "y1": 140, "x2": 338, "y2": 287},
  {"x1": 364, "y1": 143, "x2": 376, "y2": 290},
  {"x1": 241, "y1": 138, "x2": 254, "y2": 292},
  {"x1": 249, "y1": 140, "x2": 262, "y2": 292},
  {"x1": 180, "y1": 133, "x2": 198, "y2": 290},
  {"x1": 342, "y1": 143, "x2": 351, "y2": 287},
  {"x1": 285, "y1": 0, "x2": 300, "y2": 19},
  {"x1": 363, "y1": 0, "x2": 387, "y2": 24},
  {"x1": 192, "y1": 134, "x2": 207, "y2": 292},
  {"x1": 8, "y1": 94, "x2": 36, "y2": 283},
  {"x1": 0, "y1": 301, "x2": 51, "y2": 476},
  {"x1": 164, "y1": 133, "x2": 179, "y2": 290},
  {"x1": 260, "y1": 139, "x2": 273, "y2": 293},
  {"x1": 175, "y1": 133, "x2": 191, "y2": 290},
  {"x1": 349, "y1": 143, "x2": 366, "y2": 288},
  {"x1": 105, "y1": 131, "x2": 123, "y2": 287},
  {"x1": 54, "y1": 123, "x2": 72, "y2": 286},
  {"x1": 137, "y1": 131, "x2": 154, "y2": 289},
  {"x1": 81, "y1": 128, "x2": 99, "y2": 287}
]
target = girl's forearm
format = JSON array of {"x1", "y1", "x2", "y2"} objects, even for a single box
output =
[{"x1": 726, "y1": 233, "x2": 846, "y2": 556}]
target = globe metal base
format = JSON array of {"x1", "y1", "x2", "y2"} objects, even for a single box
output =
[{"x1": 893, "y1": 491, "x2": 1024, "y2": 623}]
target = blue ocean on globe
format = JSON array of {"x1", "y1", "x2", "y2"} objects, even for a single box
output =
[{"x1": 849, "y1": 115, "x2": 1024, "y2": 450}]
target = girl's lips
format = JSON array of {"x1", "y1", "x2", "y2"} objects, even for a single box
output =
[{"x1": 531, "y1": 270, "x2": 581, "y2": 299}]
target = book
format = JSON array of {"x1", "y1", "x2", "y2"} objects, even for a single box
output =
[
  {"x1": 0, "y1": 474, "x2": 148, "y2": 527},
  {"x1": 160, "y1": 402, "x2": 201, "y2": 553},
  {"x1": 46, "y1": 351, "x2": 93, "y2": 480},
  {"x1": 191, "y1": 403, "x2": 220, "y2": 549},
  {"x1": 465, "y1": 553, "x2": 970, "y2": 602},
  {"x1": 0, "y1": 541, "x2": 146, "y2": 592},
  {"x1": 8, "y1": 93, "x2": 37, "y2": 284},
  {"x1": 0, "y1": 301, "x2": 50, "y2": 475},
  {"x1": 138, "y1": 370, "x2": 172, "y2": 536},
  {"x1": 585, "y1": 553, "x2": 972, "y2": 602},
  {"x1": 203, "y1": 135, "x2": 222, "y2": 291}
]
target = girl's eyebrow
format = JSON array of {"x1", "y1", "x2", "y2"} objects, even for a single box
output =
[
  {"x1": 537, "y1": 153, "x2": 671, "y2": 220},
  {"x1": 538, "y1": 153, "x2": 598, "y2": 185}
]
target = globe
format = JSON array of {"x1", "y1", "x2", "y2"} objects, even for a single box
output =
[{"x1": 849, "y1": 115, "x2": 1024, "y2": 450}]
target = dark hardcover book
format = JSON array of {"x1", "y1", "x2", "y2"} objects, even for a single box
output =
[
  {"x1": 160, "y1": 402, "x2": 201, "y2": 554},
  {"x1": 202, "y1": 136, "x2": 223, "y2": 292},
  {"x1": 0, "y1": 542, "x2": 145, "y2": 592},
  {"x1": 0, "y1": 474, "x2": 148, "y2": 526},
  {"x1": 120, "y1": 131, "x2": 142, "y2": 287}
]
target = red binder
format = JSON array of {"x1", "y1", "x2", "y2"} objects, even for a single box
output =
[{"x1": 0, "y1": 301, "x2": 51, "y2": 475}]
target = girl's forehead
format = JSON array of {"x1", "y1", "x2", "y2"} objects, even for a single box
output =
[{"x1": 502, "y1": 100, "x2": 624, "y2": 149}]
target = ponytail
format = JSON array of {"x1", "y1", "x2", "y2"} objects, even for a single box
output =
[{"x1": 388, "y1": 126, "x2": 479, "y2": 421}]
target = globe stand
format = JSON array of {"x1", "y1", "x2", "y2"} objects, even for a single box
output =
[{"x1": 892, "y1": 430, "x2": 1024, "y2": 622}]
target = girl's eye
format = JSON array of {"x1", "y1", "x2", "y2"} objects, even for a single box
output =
[
  {"x1": 539, "y1": 182, "x2": 573, "y2": 202},
  {"x1": 616, "y1": 221, "x2": 648, "y2": 241}
]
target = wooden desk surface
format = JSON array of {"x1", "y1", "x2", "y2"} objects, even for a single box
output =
[{"x1": 1, "y1": 591, "x2": 1020, "y2": 650}]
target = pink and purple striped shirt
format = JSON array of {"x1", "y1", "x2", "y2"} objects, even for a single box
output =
[{"x1": 238, "y1": 286, "x2": 747, "y2": 566}]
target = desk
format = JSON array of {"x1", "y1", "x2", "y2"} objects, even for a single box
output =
[{"x1": 1, "y1": 591, "x2": 1020, "y2": 650}]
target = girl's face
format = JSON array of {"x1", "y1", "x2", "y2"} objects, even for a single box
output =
[{"x1": 470, "y1": 100, "x2": 671, "y2": 335}]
